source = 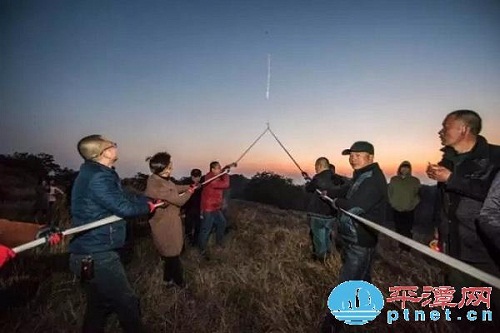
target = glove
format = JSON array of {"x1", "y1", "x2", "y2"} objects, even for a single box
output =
[
  {"x1": 429, "y1": 239, "x2": 441, "y2": 252},
  {"x1": 302, "y1": 172, "x2": 311, "y2": 181},
  {"x1": 48, "y1": 233, "x2": 63, "y2": 245},
  {"x1": 187, "y1": 184, "x2": 199, "y2": 194},
  {"x1": 0, "y1": 244, "x2": 16, "y2": 268},
  {"x1": 36, "y1": 226, "x2": 63, "y2": 246},
  {"x1": 222, "y1": 162, "x2": 237, "y2": 172},
  {"x1": 148, "y1": 199, "x2": 165, "y2": 213}
]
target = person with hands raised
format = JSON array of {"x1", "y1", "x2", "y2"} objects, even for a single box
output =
[
  {"x1": 144, "y1": 152, "x2": 194, "y2": 289},
  {"x1": 221, "y1": 162, "x2": 238, "y2": 173},
  {"x1": 199, "y1": 161, "x2": 231, "y2": 259}
]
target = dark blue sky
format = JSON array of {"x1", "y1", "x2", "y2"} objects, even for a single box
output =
[{"x1": 1, "y1": 0, "x2": 500, "y2": 182}]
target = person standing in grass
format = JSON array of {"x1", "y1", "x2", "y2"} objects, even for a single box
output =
[
  {"x1": 47, "y1": 179, "x2": 65, "y2": 225},
  {"x1": 321, "y1": 141, "x2": 387, "y2": 333},
  {"x1": 198, "y1": 161, "x2": 234, "y2": 259},
  {"x1": 180, "y1": 168, "x2": 203, "y2": 246},
  {"x1": 427, "y1": 110, "x2": 500, "y2": 328},
  {"x1": 304, "y1": 157, "x2": 348, "y2": 261},
  {"x1": 145, "y1": 152, "x2": 196, "y2": 288},
  {"x1": 388, "y1": 160, "x2": 420, "y2": 251},
  {"x1": 69, "y1": 135, "x2": 159, "y2": 333}
]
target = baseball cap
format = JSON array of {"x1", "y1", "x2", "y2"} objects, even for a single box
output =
[{"x1": 341, "y1": 141, "x2": 374, "y2": 155}]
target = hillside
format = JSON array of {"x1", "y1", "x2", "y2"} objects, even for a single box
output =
[{"x1": 0, "y1": 199, "x2": 476, "y2": 333}]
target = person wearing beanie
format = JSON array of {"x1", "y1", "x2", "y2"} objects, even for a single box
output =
[
  {"x1": 388, "y1": 160, "x2": 421, "y2": 251},
  {"x1": 69, "y1": 134, "x2": 160, "y2": 333}
]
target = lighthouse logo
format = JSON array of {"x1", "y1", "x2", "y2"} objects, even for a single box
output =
[{"x1": 327, "y1": 281, "x2": 384, "y2": 325}]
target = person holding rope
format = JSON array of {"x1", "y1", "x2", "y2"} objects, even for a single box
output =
[
  {"x1": 198, "y1": 161, "x2": 235, "y2": 259},
  {"x1": 304, "y1": 158, "x2": 348, "y2": 262},
  {"x1": 144, "y1": 152, "x2": 197, "y2": 289},
  {"x1": 69, "y1": 135, "x2": 160, "y2": 333},
  {"x1": 427, "y1": 110, "x2": 500, "y2": 326},
  {"x1": 180, "y1": 168, "x2": 203, "y2": 246},
  {"x1": 331, "y1": 141, "x2": 387, "y2": 283},
  {"x1": 321, "y1": 141, "x2": 387, "y2": 332}
]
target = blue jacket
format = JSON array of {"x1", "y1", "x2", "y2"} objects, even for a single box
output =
[{"x1": 69, "y1": 161, "x2": 150, "y2": 254}]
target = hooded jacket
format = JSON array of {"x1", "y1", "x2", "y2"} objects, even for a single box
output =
[{"x1": 388, "y1": 161, "x2": 421, "y2": 212}]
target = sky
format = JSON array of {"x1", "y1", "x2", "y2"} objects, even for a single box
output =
[{"x1": 1, "y1": 0, "x2": 500, "y2": 184}]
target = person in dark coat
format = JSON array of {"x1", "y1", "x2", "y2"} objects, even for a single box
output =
[
  {"x1": 320, "y1": 141, "x2": 387, "y2": 333},
  {"x1": 304, "y1": 157, "x2": 348, "y2": 261},
  {"x1": 477, "y1": 171, "x2": 500, "y2": 270},
  {"x1": 180, "y1": 168, "x2": 203, "y2": 246},
  {"x1": 69, "y1": 135, "x2": 158, "y2": 333},
  {"x1": 427, "y1": 110, "x2": 500, "y2": 328}
]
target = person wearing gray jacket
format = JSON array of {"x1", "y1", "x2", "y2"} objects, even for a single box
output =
[{"x1": 477, "y1": 171, "x2": 500, "y2": 270}]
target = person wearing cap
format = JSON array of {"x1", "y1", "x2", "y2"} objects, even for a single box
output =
[
  {"x1": 388, "y1": 161, "x2": 421, "y2": 251},
  {"x1": 69, "y1": 134, "x2": 160, "y2": 333},
  {"x1": 327, "y1": 141, "x2": 388, "y2": 283},
  {"x1": 320, "y1": 141, "x2": 387, "y2": 332}
]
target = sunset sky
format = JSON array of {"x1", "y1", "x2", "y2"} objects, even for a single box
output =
[{"x1": 1, "y1": 1, "x2": 500, "y2": 184}]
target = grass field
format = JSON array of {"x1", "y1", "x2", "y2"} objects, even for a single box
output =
[{"x1": 0, "y1": 200, "x2": 493, "y2": 332}]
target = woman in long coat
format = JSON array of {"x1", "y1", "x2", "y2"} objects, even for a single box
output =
[{"x1": 144, "y1": 152, "x2": 195, "y2": 288}]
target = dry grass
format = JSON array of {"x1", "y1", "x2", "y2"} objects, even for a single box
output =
[{"x1": 0, "y1": 200, "x2": 490, "y2": 332}]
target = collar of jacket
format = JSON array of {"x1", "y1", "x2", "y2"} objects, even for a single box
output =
[
  {"x1": 81, "y1": 160, "x2": 116, "y2": 173},
  {"x1": 316, "y1": 169, "x2": 333, "y2": 178},
  {"x1": 353, "y1": 162, "x2": 380, "y2": 179},
  {"x1": 440, "y1": 135, "x2": 489, "y2": 162}
]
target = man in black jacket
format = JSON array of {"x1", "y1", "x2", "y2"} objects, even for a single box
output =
[
  {"x1": 320, "y1": 141, "x2": 387, "y2": 333},
  {"x1": 181, "y1": 168, "x2": 202, "y2": 246},
  {"x1": 427, "y1": 110, "x2": 500, "y2": 271},
  {"x1": 331, "y1": 141, "x2": 388, "y2": 283},
  {"x1": 304, "y1": 157, "x2": 348, "y2": 261},
  {"x1": 427, "y1": 110, "x2": 500, "y2": 327}
]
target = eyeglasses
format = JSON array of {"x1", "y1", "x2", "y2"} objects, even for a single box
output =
[{"x1": 100, "y1": 142, "x2": 117, "y2": 155}]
